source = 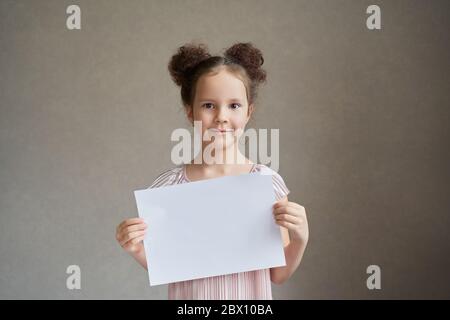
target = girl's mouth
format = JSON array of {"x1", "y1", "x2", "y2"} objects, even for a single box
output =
[{"x1": 209, "y1": 128, "x2": 234, "y2": 134}]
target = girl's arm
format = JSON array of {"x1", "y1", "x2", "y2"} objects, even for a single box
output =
[{"x1": 270, "y1": 196, "x2": 309, "y2": 284}]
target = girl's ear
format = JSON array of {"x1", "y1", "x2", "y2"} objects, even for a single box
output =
[
  {"x1": 247, "y1": 104, "x2": 255, "y2": 121},
  {"x1": 185, "y1": 105, "x2": 194, "y2": 125}
]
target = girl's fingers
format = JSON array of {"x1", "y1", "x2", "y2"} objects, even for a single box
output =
[
  {"x1": 130, "y1": 235, "x2": 146, "y2": 245},
  {"x1": 273, "y1": 206, "x2": 295, "y2": 217},
  {"x1": 273, "y1": 199, "x2": 288, "y2": 209},
  {"x1": 118, "y1": 228, "x2": 146, "y2": 245},
  {"x1": 117, "y1": 218, "x2": 145, "y2": 232},
  {"x1": 274, "y1": 201, "x2": 305, "y2": 213},
  {"x1": 120, "y1": 230, "x2": 147, "y2": 246},
  {"x1": 275, "y1": 213, "x2": 299, "y2": 225},
  {"x1": 123, "y1": 235, "x2": 146, "y2": 249},
  {"x1": 117, "y1": 220, "x2": 146, "y2": 238},
  {"x1": 119, "y1": 223, "x2": 147, "y2": 238},
  {"x1": 274, "y1": 206, "x2": 306, "y2": 219},
  {"x1": 273, "y1": 206, "x2": 287, "y2": 214},
  {"x1": 275, "y1": 219, "x2": 296, "y2": 230},
  {"x1": 124, "y1": 229, "x2": 147, "y2": 243}
]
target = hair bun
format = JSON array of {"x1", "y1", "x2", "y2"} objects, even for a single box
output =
[
  {"x1": 224, "y1": 42, "x2": 267, "y2": 83},
  {"x1": 168, "y1": 43, "x2": 211, "y2": 86}
]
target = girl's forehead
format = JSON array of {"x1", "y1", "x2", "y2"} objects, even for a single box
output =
[{"x1": 196, "y1": 70, "x2": 247, "y2": 99}]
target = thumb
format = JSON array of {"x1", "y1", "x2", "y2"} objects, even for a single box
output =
[{"x1": 273, "y1": 196, "x2": 288, "y2": 208}]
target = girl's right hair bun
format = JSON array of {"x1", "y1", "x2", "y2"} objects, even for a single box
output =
[
  {"x1": 168, "y1": 43, "x2": 211, "y2": 86},
  {"x1": 224, "y1": 42, "x2": 267, "y2": 83}
]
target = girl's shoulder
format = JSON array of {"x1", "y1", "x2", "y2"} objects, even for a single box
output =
[
  {"x1": 148, "y1": 165, "x2": 186, "y2": 189},
  {"x1": 148, "y1": 163, "x2": 290, "y2": 200},
  {"x1": 253, "y1": 164, "x2": 290, "y2": 200},
  {"x1": 253, "y1": 163, "x2": 279, "y2": 175}
]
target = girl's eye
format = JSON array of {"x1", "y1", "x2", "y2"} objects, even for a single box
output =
[{"x1": 202, "y1": 103, "x2": 241, "y2": 109}]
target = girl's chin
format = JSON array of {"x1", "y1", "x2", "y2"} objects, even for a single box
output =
[
  {"x1": 205, "y1": 130, "x2": 235, "y2": 136},
  {"x1": 202, "y1": 140, "x2": 237, "y2": 149},
  {"x1": 203, "y1": 133, "x2": 238, "y2": 142}
]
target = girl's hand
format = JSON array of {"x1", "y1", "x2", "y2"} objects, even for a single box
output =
[
  {"x1": 273, "y1": 198, "x2": 309, "y2": 244},
  {"x1": 116, "y1": 218, "x2": 148, "y2": 254}
]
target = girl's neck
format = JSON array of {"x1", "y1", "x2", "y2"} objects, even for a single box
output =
[
  {"x1": 191, "y1": 149, "x2": 251, "y2": 165},
  {"x1": 187, "y1": 150, "x2": 253, "y2": 177}
]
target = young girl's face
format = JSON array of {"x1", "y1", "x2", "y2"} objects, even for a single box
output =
[{"x1": 186, "y1": 67, "x2": 254, "y2": 151}]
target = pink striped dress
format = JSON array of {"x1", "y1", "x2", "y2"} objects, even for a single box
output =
[{"x1": 148, "y1": 163, "x2": 290, "y2": 300}]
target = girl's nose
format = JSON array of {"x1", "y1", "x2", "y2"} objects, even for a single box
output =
[{"x1": 215, "y1": 106, "x2": 229, "y2": 123}]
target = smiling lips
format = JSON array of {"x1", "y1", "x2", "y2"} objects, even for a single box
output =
[{"x1": 209, "y1": 128, "x2": 234, "y2": 133}]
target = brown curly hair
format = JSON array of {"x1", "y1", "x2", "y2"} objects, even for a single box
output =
[{"x1": 168, "y1": 42, "x2": 267, "y2": 109}]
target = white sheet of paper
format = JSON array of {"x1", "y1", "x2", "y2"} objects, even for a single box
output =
[{"x1": 134, "y1": 172, "x2": 286, "y2": 286}]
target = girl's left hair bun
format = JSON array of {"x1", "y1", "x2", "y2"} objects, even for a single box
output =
[{"x1": 224, "y1": 42, "x2": 267, "y2": 84}]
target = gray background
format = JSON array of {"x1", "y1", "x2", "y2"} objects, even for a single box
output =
[{"x1": 1, "y1": 0, "x2": 449, "y2": 299}]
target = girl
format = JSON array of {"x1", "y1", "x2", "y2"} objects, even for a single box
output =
[{"x1": 115, "y1": 42, "x2": 309, "y2": 299}]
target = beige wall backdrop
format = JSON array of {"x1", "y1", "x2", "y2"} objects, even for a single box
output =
[{"x1": 1, "y1": 0, "x2": 449, "y2": 299}]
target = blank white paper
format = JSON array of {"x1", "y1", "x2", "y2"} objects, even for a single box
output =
[{"x1": 134, "y1": 172, "x2": 286, "y2": 286}]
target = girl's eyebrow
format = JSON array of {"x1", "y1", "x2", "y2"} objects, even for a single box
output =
[{"x1": 198, "y1": 98, "x2": 243, "y2": 103}]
